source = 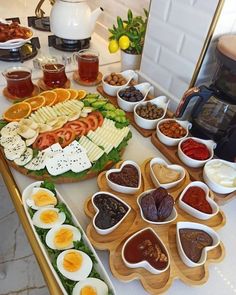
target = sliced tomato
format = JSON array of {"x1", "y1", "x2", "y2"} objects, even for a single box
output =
[
  {"x1": 85, "y1": 114, "x2": 99, "y2": 131},
  {"x1": 65, "y1": 121, "x2": 87, "y2": 137},
  {"x1": 91, "y1": 111, "x2": 104, "y2": 127},
  {"x1": 79, "y1": 118, "x2": 92, "y2": 131},
  {"x1": 54, "y1": 127, "x2": 76, "y2": 148},
  {"x1": 33, "y1": 133, "x2": 58, "y2": 150}
]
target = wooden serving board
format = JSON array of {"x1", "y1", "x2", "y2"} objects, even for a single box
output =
[
  {"x1": 97, "y1": 86, "x2": 173, "y2": 137},
  {"x1": 84, "y1": 159, "x2": 226, "y2": 295},
  {"x1": 151, "y1": 132, "x2": 236, "y2": 205}
]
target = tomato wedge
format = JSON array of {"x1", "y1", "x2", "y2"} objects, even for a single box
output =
[
  {"x1": 65, "y1": 121, "x2": 87, "y2": 137},
  {"x1": 91, "y1": 111, "x2": 104, "y2": 127},
  {"x1": 33, "y1": 133, "x2": 58, "y2": 150},
  {"x1": 85, "y1": 114, "x2": 99, "y2": 131},
  {"x1": 54, "y1": 127, "x2": 76, "y2": 148}
]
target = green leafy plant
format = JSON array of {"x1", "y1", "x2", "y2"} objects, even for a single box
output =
[{"x1": 108, "y1": 8, "x2": 149, "y2": 54}]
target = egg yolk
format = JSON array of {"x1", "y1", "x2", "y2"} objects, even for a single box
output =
[
  {"x1": 40, "y1": 210, "x2": 58, "y2": 224},
  {"x1": 80, "y1": 286, "x2": 97, "y2": 295},
  {"x1": 32, "y1": 190, "x2": 57, "y2": 207},
  {"x1": 54, "y1": 228, "x2": 73, "y2": 248},
  {"x1": 63, "y1": 252, "x2": 83, "y2": 272}
]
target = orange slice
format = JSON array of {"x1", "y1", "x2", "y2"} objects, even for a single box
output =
[
  {"x1": 40, "y1": 90, "x2": 57, "y2": 106},
  {"x1": 68, "y1": 89, "x2": 78, "y2": 100},
  {"x1": 24, "y1": 95, "x2": 46, "y2": 111},
  {"x1": 77, "y1": 89, "x2": 87, "y2": 100},
  {"x1": 53, "y1": 88, "x2": 71, "y2": 103},
  {"x1": 3, "y1": 102, "x2": 32, "y2": 122}
]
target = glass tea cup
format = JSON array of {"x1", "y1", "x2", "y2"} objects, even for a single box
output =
[
  {"x1": 41, "y1": 60, "x2": 68, "y2": 88},
  {"x1": 2, "y1": 66, "x2": 34, "y2": 98},
  {"x1": 73, "y1": 49, "x2": 99, "y2": 83}
]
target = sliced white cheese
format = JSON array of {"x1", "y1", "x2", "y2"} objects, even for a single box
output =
[
  {"x1": 1, "y1": 122, "x2": 20, "y2": 137},
  {"x1": 0, "y1": 134, "x2": 22, "y2": 148},
  {"x1": 69, "y1": 153, "x2": 92, "y2": 173},
  {"x1": 46, "y1": 154, "x2": 70, "y2": 176},
  {"x1": 63, "y1": 140, "x2": 86, "y2": 155},
  {"x1": 24, "y1": 151, "x2": 47, "y2": 171},
  {"x1": 14, "y1": 148, "x2": 33, "y2": 166},
  {"x1": 4, "y1": 140, "x2": 26, "y2": 161}
]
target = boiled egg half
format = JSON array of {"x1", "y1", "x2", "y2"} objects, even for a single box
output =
[
  {"x1": 57, "y1": 249, "x2": 93, "y2": 281},
  {"x1": 72, "y1": 278, "x2": 109, "y2": 295},
  {"x1": 26, "y1": 187, "x2": 57, "y2": 210},
  {"x1": 32, "y1": 208, "x2": 66, "y2": 229},
  {"x1": 46, "y1": 224, "x2": 81, "y2": 250}
]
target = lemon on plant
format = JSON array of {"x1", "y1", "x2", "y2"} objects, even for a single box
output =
[
  {"x1": 108, "y1": 40, "x2": 119, "y2": 53},
  {"x1": 118, "y1": 35, "x2": 130, "y2": 50}
]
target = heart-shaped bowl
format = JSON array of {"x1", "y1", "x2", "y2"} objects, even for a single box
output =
[
  {"x1": 178, "y1": 181, "x2": 219, "y2": 220},
  {"x1": 178, "y1": 137, "x2": 216, "y2": 168},
  {"x1": 106, "y1": 160, "x2": 142, "y2": 194},
  {"x1": 150, "y1": 157, "x2": 186, "y2": 189},
  {"x1": 137, "y1": 188, "x2": 178, "y2": 225},
  {"x1": 117, "y1": 82, "x2": 154, "y2": 112},
  {"x1": 203, "y1": 159, "x2": 236, "y2": 194},
  {"x1": 156, "y1": 119, "x2": 192, "y2": 146},
  {"x1": 133, "y1": 96, "x2": 170, "y2": 130},
  {"x1": 176, "y1": 221, "x2": 220, "y2": 268},
  {"x1": 121, "y1": 227, "x2": 170, "y2": 274},
  {"x1": 102, "y1": 70, "x2": 138, "y2": 96},
  {"x1": 91, "y1": 191, "x2": 131, "y2": 235}
]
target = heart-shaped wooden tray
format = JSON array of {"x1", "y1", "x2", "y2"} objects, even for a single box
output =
[{"x1": 84, "y1": 159, "x2": 226, "y2": 295}]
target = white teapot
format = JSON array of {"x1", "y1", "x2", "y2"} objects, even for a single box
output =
[{"x1": 50, "y1": 0, "x2": 103, "y2": 40}]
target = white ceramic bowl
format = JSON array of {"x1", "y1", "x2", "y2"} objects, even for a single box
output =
[
  {"x1": 137, "y1": 188, "x2": 177, "y2": 225},
  {"x1": 178, "y1": 181, "x2": 219, "y2": 220},
  {"x1": 178, "y1": 137, "x2": 216, "y2": 168},
  {"x1": 156, "y1": 119, "x2": 192, "y2": 146},
  {"x1": 121, "y1": 227, "x2": 170, "y2": 274},
  {"x1": 102, "y1": 70, "x2": 138, "y2": 97},
  {"x1": 106, "y1": 160, "x2": 141, "y2": 194},
  {"x1": 0, "y1": 23, "x2": 34, "y2": 49},
  {"x1": 176, "y1": 221, "x2": 220, "y2": 268},
  {"x1": 117, "y1": 82, "x2": 154, "y2": 112},
  {"x1": 203, "y1": 159, "x2": 236, "y2": 194},
  {"x1": 91, "y1": 191, "x2": 131, "y2": 235},
  {"x1": 150, "y1": 157, "x2": 186, "y2": 189},
  {"x1": 133, "y1": 96, "x2": 169, "y2": 130}
]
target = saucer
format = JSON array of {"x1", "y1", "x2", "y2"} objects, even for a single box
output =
[
  {"x1": 73, "y1": 71, "x2": 102, "y2": 86},
  {"x1": 37, "y1": 78, "x2": 71, "y2": 90},
  {"x1": 3, "y1": 84, "x2": 40, "y2": 102}
]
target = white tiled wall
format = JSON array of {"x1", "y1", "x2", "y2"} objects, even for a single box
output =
[
  {"x1": 140, "y1": 0, "x2": 219, "y2": 107},
  {"x1": 87, "y1": 0, "x2": 150, "y2": 37}
]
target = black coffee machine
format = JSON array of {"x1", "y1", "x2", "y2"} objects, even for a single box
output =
[{"x1": 175, "y1": 35, "x2": 236, "y2": 162}]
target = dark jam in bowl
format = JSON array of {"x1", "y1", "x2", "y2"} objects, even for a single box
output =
[
  {"x1": 6, "y1": 70, "x2": 34, "y2": 98},
  {"x1": 179, "y1": 229, "x2": 213, "y2": 263},
  {"x1": 42, "y1": 63, "x2": 67, "y2": 88},
  {"x1": 108, "y1": 164, "x2": 139, "y2": 188},
  {"x1": 93, "y1": 194, "x2": 129, "y2": 229},
  {"x1": 123, "y1": 228, "x2": 169, "y2": 270}
]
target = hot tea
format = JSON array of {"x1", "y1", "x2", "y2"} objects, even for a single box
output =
[
  {"x1": 74, "y1": 49, "x2": 99, "y2": 83},
  {"x1": 42, "y1": 63, "x2": 67, "y2": 88},
  {"x1": 4, "y1": 69, "x2": 34, "y2": 98}
]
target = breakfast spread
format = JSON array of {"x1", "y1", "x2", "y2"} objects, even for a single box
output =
[
  {"x1": 182, "y1": 186, "x2": 212, "y2": 214},
  {"x1": 140, "y1": 187, "x2": 174, "y2": 222},
  {"x1": 152, "y1": 163, "x2": 180, "y2": 184},
  {"x1": 179, "y1": 229, "x2": 213, "y2": 263},
  {"x1": 204, "y1": 160, "x2": 236, "y2": 187},
  {"x1": 93, "y1": 193, "x2": 129, "y2": 230},
  {"x1": 123, "y1": 228, "x2": 169, "y2": 271},
  {"x1": 181, "y1": 138, "x2": 210, "y2": 160},
  {"x1": 23, "y1": 181, "x2": 114, "y2": 294},
  {"x1": 108, "y1": 164, "x2": 139, "y2": 187},
  {"x1": 159, "y1": 120, "x2": 187, "y2": 138},
  {"x1": 118, "y1": 86, "x2": 144, "y2": 102},
  {"x1": 0, "y1": 90, "x2": 132, "y2": 181},
  {"x1": 104, "y1": 72, "x2": 127, "y2": 86},
  {"x1": 135, "y1": 102, "x2": 164, "y2": 120}
]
